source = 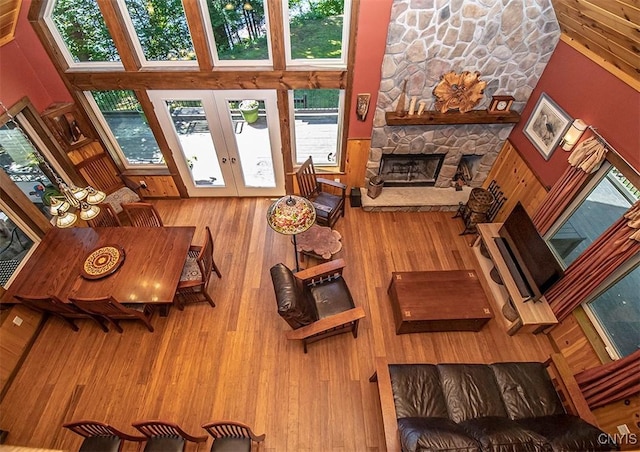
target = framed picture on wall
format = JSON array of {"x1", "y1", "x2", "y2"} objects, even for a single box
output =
[{"x1": 523, "y1": 93, "x2": 572, "y2": 160}]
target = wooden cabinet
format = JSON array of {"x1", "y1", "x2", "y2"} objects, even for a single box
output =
[
  {"x1": 472, "y1": 223, "x2": 557, "y2": 335},
  {"x1": 41, "y1": 103, "x2": 93, "y2": 151}
]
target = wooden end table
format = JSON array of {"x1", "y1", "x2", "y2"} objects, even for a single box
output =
[
  {"x1": 387, "y1": 270, "x2": 493, "y2": 334},
  {"x1": 296, "y1": 224, "x2": 342, "y2": 268}
]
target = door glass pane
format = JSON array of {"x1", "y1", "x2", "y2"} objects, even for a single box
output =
[
  {"x1": 227, "y1": 99, "x2": 275, "y2": 187},
  {"x1": 49, "y1": 0, "x2": 121, "y2": 63},
  {"x1": 204, "y1": 0, "x2": 270, "y2": 62},
  {"x1": 286, "y1": 0, "x2": 347, "y2": 64},
  {"x1": 587, "y1": 264, "x2": 640, "y2": 358},
  {"x1": 0, "y1": 123, "x2": 56, "y2": 217},
  {"x1": 122, "y1": 0, "x2": 196, "y2": 62},
  {"x1": 165, "y1": 100, "x2": 225, "y2": 186},
  {"x1": 548, "y1": 167, "x2": 638, "y2": 267},
  {"x1": 90, "y1": 90, "x2": 165, "y2": 166},
  {"x1": 0, "y1": 208, "x2": 35, "y2": 288},
  {"x1": 292, "y1": 89, "x2": 340, "y2": 166}
]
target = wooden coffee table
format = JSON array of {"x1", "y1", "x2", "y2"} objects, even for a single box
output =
[{"x1": 387, "y1": 270, "x2": 493, "y2": 334}]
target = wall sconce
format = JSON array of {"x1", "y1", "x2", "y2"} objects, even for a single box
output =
[
  {"x1": 356, "y1": 93, "x2": 371, "y2": 121},
  {"x1": 561, "y1": 119, "x2": 588, "y2": 151}
]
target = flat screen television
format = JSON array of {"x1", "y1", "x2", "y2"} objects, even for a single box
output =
[{"x1": 495, "y1": 202, "x2": 564, "y2": 301}]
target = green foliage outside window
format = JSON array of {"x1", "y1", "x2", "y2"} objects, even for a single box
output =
[{"x1": 51, "y1": 0, "x2": 120, "y2": 62}]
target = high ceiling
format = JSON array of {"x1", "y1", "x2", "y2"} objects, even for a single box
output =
[
  {"x1": 0, "y1": 0, "x2": 21, "y2": 47},
  {"x1": 1, "y1": 0, "x2": 637, "y2": 87},
  {"x1": 551, "y1": 0, "x2": 639, "y2": 85}
]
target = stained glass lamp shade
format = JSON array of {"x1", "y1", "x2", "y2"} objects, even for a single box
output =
[{"x1": 266, "y1": 195, "x2": 316, "y2": 270}]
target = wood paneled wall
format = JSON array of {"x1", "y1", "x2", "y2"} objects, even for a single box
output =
[{"x1": 482, "y1": 139, "x2": 549, "y2": 221}]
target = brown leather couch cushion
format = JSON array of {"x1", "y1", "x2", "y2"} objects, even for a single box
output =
[
  {"x1": 438, "y1": 364, "x2": 507, "y2": 423},
  {"x1": 397, "y1": 417, "x2": 482, "y2": 452},
  {"x1": 390, "y1": 364, "x2": 449, "y2": 419},
  {"x1": 517, "y1": 414, "x2": 620, "y2": 452},
  {"x1": 458, "y1": 416, "x2": 551, "y2": 452},
  {"x1": 270, "y1": 263, "x2": 318, "y2": 329},
  {"x1": 491, "y1": 362, "x2": 564, "y2": 420}
]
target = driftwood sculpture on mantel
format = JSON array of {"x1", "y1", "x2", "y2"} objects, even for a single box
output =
[{"x1": 433, "y1": 71, "x2": 487, "y2": 114}]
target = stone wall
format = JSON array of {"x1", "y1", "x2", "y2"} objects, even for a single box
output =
[{"x1": 368, "y1": 0, "x2": 560, "y2": 189}]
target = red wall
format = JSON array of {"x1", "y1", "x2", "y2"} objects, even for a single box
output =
[
  {"x1": 0, "y1": 0, "x2": 71, "y2": 112},
  {"x1": 508, "y1": 41, "x2": 639, "y2": 188},
  {"x1": 2, "y1": 1, "x2": 637, "y2": 186},
  {"x1": 347, "y1": 0, "x2": 393, "y2": 139}
]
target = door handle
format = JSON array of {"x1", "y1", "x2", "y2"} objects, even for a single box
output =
[
  {"x1": 231, "y1": 157, "x2": 237, "y2": 164},
  {"x1": 222, "y1": 157, "x2": 227, "y2": 163}
]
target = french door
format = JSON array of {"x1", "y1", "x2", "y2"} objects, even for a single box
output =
[{"x1": 150, "y1": 90, "x2": 285, "y2": 197}]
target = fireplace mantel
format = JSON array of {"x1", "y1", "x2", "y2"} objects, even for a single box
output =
[{"x1": 385, "y1": 110, "x2": 521, "y2": 126}]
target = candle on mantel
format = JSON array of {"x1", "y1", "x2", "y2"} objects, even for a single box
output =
[
  {"x1": 417, "y1": 101, "x2": 427, "y2": 115},
  {"x1": 408, "y1": 97, "x2": 417, "y2": 115}
]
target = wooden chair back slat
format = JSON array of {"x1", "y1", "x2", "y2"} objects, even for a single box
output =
[
  {"x1": 133, "y1": 420, "x2": 207, "y2": 443},
  {"x1": 69, "y1": 296, "x2": 154, "y2": 333},
  {"x1": 76, "y1": 154, "x2": 124, "y2": 195},
  {"x1": 296, "y1": 158, "x2": 319, "y2": 199},
  {"x1": 202, "y1": 420, "x2": 265, "y2": 443},
  {"x1": 88, "y1": 203, "x2": 122, "y2": 227},
  {"x1": 122, "y1": 202, "x2": 163, "y2": 227}
]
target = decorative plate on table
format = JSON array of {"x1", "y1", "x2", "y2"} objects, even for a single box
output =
[{"x1": 81, "y1": 245, "x2": 125, "y2": 280}]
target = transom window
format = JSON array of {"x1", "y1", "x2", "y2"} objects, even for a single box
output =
[
  {"x1": 45, "y1": 0, "x2": 122, "y2": 67},
  {"x1": 201, "y1": 0, "x2": 272, "y2": 66},
  {"x1": 284, "y1": 0, "x2": 350, "y2": 67},
  {"x1": 43, "y1": 0, "x2": 350, "y2": 69},
  {"x1": 118, "y1": 0, "x2": 198, "y2": 66}
]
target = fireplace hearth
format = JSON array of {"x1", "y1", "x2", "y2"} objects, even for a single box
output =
[{"x1": 379, "y1": 154, "x2": 445, "y2": 187}]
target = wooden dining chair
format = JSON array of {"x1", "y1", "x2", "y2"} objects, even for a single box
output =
[
  {"x1": 295, "y1": 156, "x2": 346, "y2": 228},
  {"x1": 87, "y1": 203, "x2": 122, "y2": 227},
  {"x1": 63, "y1": 420, "x2": 146, "y2": 452},
  {"x1": 14, "y1": 294, "x2": 108, "y2": 332},
  {"x1": 202, "y1": 420, "x2": 265, "y2": 451},
  {"x1": 175, "y1": 226, "x2": 222, "y2": 310},
  {"x1": 122, "y1": 202, "x2": 164, "y2": 227},
  {"x1": 69, "y1": 296, "x2": 155, "y2": 333},
  {"x1": 132, "y1": 420, "x2": 207, "y2": 452}
]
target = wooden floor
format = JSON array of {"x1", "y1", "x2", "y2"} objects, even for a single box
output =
[{"x1": 0, "y1": 199, "x2": 554, "y2": 451}]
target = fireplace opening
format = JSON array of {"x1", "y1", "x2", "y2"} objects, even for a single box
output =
[{"x1": 379, "y1": 154, "x2": 446, "y2": 187}]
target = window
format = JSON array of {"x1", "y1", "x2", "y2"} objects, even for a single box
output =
[
  {"x1": 291, "y1": 89, "x2": 344, "y2": 167},
  {"x1": 284, "y1": 0, "x2": 351, "y2": 67},
  {"x1": 547, "y1": 165, "x2": 638, "y2": 267},
  {"x1": 546, "y1": 163, "x2": 639, "y2": 360},
  {"x1": 118, "y1": 0, "x2": 198, "y2": 66},
  {"x1": 45, "y1": 0, "x2": 122, "y2": 67},
  {"x1": 86, "y1": 90, "x2": 165, "y2": 167},
  {"x1": 201, "y1": 0, "x2": 272, "y2": 66},
  {"x1": 585, "y1": 262, "x2": 639, "y2": 359},
  {"x1": 0, "y1": 114, "x2": 67, "y2": 217},
  {"x1": 0, "y1": 206, "x2": 37, "y2": 288}
]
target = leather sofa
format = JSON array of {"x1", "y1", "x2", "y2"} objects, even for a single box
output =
[{"x1": 380, "y1": 361, "x2": 617, "y2": 452}]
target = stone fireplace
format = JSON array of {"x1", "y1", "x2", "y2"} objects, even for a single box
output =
[{"x1": 366, "y1": 0, "x2": 560, "y2": 204}]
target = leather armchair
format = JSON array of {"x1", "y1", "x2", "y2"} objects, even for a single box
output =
[{"x1": 270, "y1": 258, "x2": 365, "y2": 353}]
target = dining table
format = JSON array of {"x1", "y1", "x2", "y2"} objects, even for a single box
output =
[{"x1": 1, "y1": 226, "x2": 195, "y2": 316}]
